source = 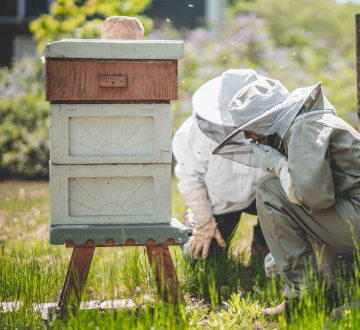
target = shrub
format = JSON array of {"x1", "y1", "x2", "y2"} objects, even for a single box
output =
[{"x1": 0, "y1": 57, "x2": 49, "y2": 179}]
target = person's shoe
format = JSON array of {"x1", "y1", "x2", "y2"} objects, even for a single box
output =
[
  {"x1": 262, "y1": 298, "x2": 302, "y2": 323},
  {"x1": 251, "y1": 238, "x2": 270, "y2": 259},
  {"x1": 261, "y1": 300, "x2": 285, "y2": 315}
]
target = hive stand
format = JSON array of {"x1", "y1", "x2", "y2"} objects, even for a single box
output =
[{"x1": 58, "y1": 237, "x2": 184, "y2": 316}]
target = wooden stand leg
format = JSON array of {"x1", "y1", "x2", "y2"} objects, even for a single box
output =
[
  {"x1": 58, "y1": 246, "x2": 95, "y2": 316},
  {"x1": 146, "y1": 245, "x2": 184, "y2": 305}
]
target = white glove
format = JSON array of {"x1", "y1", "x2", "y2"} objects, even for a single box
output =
[
  {"x1": 183, "y1": 187, "x2": 226, "y2": 259},
  {"x1": 250, "y1": 142, "x2": 286, "y2": 174},
  {"x1": 264, "y1": 253, "x2": 279, "y2": 277},
  {"x1": 190, "y1": 218, "x2": 226, "y2": 259}
]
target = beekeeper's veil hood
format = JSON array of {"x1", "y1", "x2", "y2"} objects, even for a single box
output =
[
  {"x1": 193, "y1": 69, "x2": 268, "y2": 164},
  {"x1": 193, "y1": 69, "x2": 265, "y2": 126},
  {"x1": 213, "y1": 78, "x2": 336, "y2": 166}
]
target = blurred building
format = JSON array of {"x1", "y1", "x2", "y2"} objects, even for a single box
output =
[
  {"x1": 0, "y1": 0, "x2": 225, "y2": 67},
  {"x1": 0, "y1": 0, "x2": 51, "y2": 66}
]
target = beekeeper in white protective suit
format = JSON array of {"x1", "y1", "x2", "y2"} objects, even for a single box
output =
[
  {"x1": 172, "y1": 69, "x2": 274, "y2": 260},
  {"x1": 213, "y1": 77, "x2": 360, "y2": 321}
]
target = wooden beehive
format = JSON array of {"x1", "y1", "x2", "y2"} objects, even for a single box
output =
[{"x1": 46, "y1": 39, "x2": 187, "y2": 245}]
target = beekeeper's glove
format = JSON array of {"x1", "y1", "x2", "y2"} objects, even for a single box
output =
[
  {"x1": 183, "y1": 187, "x2": 226, "y2": 259},
  {"x1": 264, "y1": 253, "x2": 279, "y2": 277},
  {"x1": 251, "y1": 142, "x2": 300, "y2": 204},
  {"x1": 190, "y1": 218, "x2": 226, "y2": 259},
  {"x1": 250, "y1": 141, "x2": 286, "y2": 174}
]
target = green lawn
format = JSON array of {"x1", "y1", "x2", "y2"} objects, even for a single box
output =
[{"x1": 1, "y1": 179, "x2": 360, "y2": 329}]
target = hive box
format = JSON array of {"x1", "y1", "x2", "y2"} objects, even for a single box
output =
[
  {"x1": 46, "y1": 39, "x2": 187, "y2": 245},
  {"x1": 50, "y1": 163, "x2": 171, "y2": 225},
  {"x1": 50, "y1": 103, "x2": 172, "y2": 164},
  {"x1": 49, "y1": 162, "x2": 188, "y2": 245}
]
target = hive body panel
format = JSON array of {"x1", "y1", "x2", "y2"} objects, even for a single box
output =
[
  {"x1": 68, "y1": 176, "x2": 154, "y2": 216},
  {"x1": 50, "y1": 163, "x2": 171, "y2": 225},
  {"x1": 69, "y1": 116, "x2": 154, "y2": 157},
  {"x1": 46, "y1": 59, "x2": 178, "y2": 101},
  {"x1": 50, "y1": 104, "x2": 172, "y2": 164}
]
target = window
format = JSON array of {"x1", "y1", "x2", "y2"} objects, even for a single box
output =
[{"x1": 25, "y1": 0, "x2": 48, "y2": 17}]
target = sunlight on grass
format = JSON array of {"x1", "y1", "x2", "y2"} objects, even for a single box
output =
[
  {"x1": 1, "y1": 179, "x2": 360, "y2": 329},
  {"x1": 0, "y1": 181, "x2": 49, "y2": 242}
]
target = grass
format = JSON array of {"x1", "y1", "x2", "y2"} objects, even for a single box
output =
[{"x1": 1, "y1": 179, "x2": 360, "y2": 329}]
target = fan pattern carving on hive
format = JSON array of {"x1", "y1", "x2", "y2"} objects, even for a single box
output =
[
  {"x1": 68, "y1": 177, "x2": 154, "y2": 216},
  {"x1": 69, "y1": 116, "x2": 154, "y2": 156}
]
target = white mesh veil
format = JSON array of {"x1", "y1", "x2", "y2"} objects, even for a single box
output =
[
  {"x1": 213, "y1": 81, "x2": 336, "y2": 165},
  {"x1": 196, "y1": 114, "x2": 259, "y2": 166}
]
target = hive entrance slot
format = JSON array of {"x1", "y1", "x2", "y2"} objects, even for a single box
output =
[{"x1": 100, "y1": 75, "x2": 128, "y2": 87}]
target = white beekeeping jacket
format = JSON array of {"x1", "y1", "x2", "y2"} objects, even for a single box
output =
[{"x1": 173, "y1": 113, "x2": 274, "y2": 216}]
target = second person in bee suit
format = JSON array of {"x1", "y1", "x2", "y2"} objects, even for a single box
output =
[
  {"x1": 172, "y1": 69, "x2": 274, "y2": 260},
  {"x1": 213, "y1": 77, "x2": 360, "y2": 320}
]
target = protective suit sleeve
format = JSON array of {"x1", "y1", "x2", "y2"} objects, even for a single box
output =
[
  {"x1": 286, "y1": 121, "x2": 335, "y2": 213},
  {"x1": 276, "y1": 160, "x2": 300, "y2": 205},
  {"x1": 183, "y1": 186, "x2": 214, "y2": 222},
  {"x1": 172, "y1": 116, "x2": 212, "y2": 194}
]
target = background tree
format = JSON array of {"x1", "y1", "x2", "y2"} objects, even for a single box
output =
[
  {"x1": 30, "y1": 0, "x2": 153, "y2": 53},
  {"x1": 230, "y1": 0, "x2": 359, "y2": 51}
]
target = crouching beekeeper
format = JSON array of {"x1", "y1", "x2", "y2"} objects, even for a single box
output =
[
  {"x1": 173, "y1": 69, "x2": 274, "y2": 260},
  {"x1": 213, "y1": 77, "x2": 360, "y2": 319}
]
